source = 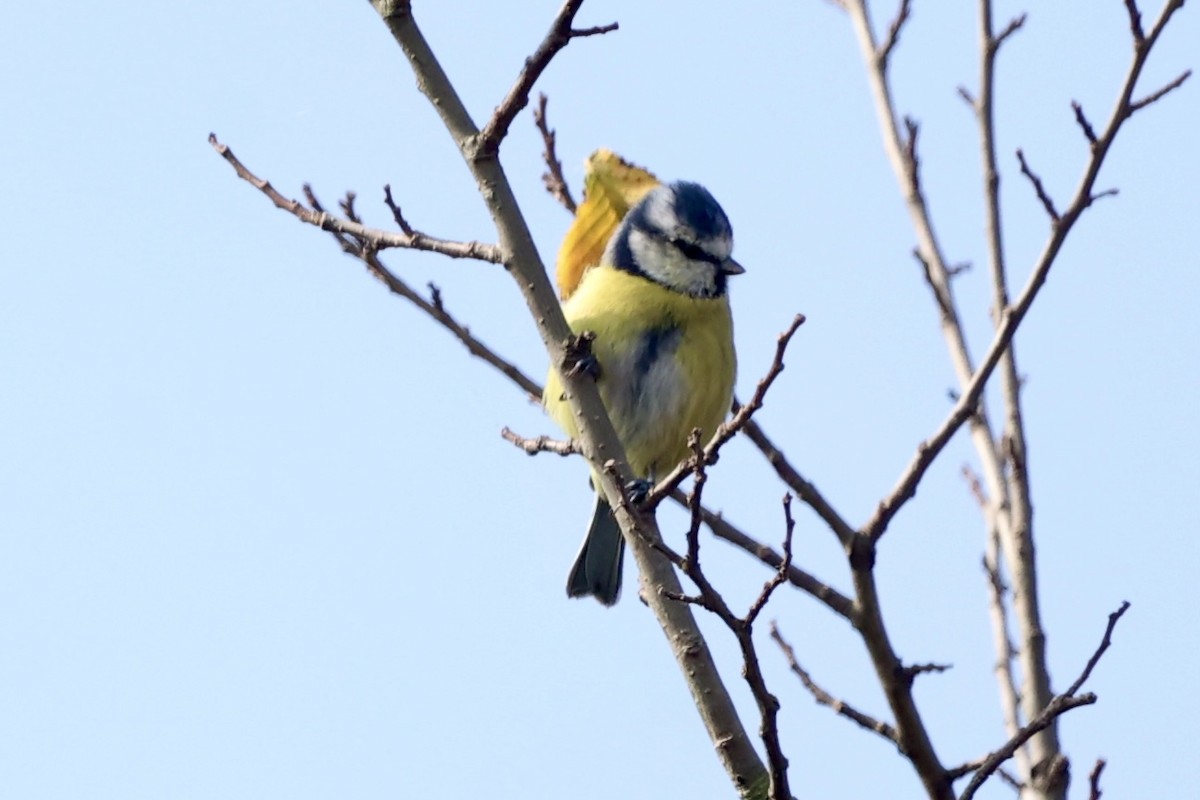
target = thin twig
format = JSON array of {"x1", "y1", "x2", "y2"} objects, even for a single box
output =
[
  {"x1": 500, "y1": 427, "x2": 580, "y2": 456},
  {"x1": 1065, "y1": 601, "x2": 1131, "y2": 696},
  {"x1": 994, "y1": 13, "x2": 1026, "y2": 49},
  {"x1": 901, "y1": 662, "x2": 952, "y2": 681},
  {"x1": 695, "y1": 502, "x2": 856, "y2": 621},
  {"x1": 1015, "y1": 148, "x2": 1060, "y2": 222},
  {"x1": 877, "y1": 0, "x2": 912, "y2": 69},
  {"x1": 1072, "y1": 100, "x2": 1099, "y2": 146},
  {"x1": 1130, "y1": 69, "x2": 1192, "y2": 112},
  {"x1": 745, "y1": 495, "x2": 796, "y2": 625},
  {"x1": 1088, "y1": 758, "x2": 1107, "y2": 800},
  {"x1": 1124, "y1": 0, "x2": 1145, "y2": 42},
  {"x1": 958, "y1": 602, "x2": 1132, "y2": 799},
  {"x1": 477, "y1": 1, "x2": 617, "y2": 154},
  {"x1": 362, "y1": 253, "x2": 542, "y2": 400},
  {"x1": 741, "y1": 419, "x2": 856, "y2": 551},
  {"x1": 644, "y1": 314, "x2": 805, "y2": 510},
  {"x1": 208, "y1": 134, "x2": 503, "y2": 263},
  {"x1": 770, "y1": 622, "x2": 900, "y2": 747},
  {"x1": 531, "y1": 93, "x2": 577, "y2": 213},
  {"x1": 982, "y1": 527, "x2": 1028, "y2": 777}
]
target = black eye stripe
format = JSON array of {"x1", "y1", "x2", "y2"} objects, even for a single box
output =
[{"x1": 669, "y1": 237, "x2": 720, "y2": 265}]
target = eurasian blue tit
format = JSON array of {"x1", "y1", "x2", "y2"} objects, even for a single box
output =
[{"x1": 544, "y1": 181, "x2": 743, "y2": 606}]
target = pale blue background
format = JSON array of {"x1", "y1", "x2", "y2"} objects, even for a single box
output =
[{"x1": 2, "y1": 2, "x2": 1197, "y2": 798}]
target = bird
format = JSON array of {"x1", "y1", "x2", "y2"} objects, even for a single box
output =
[{"x1": 544, "y1": 180, "x2": 744, "y2": 606}]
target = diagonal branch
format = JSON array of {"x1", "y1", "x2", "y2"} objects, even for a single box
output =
[
  {"x1": 958, "y1": 602, "x2": 1131, "y2": 800},
  {"x1": 644, "y1": 314, "x2": 805, "y2": 510},
  {"x1": 771, "y1": 622, "x2": 900, "y2": 747},
  {"x1": 695, "y1": 502, "x2": 856, "y2": 621},
  {"x1": 477, "y1": 0, "x2": 617, "y2": 155},
  {"x1": 208, "y1": 135, "x2": 502, "y2": 263},
  {"x1": 367, "y1": 1, "x2": 768, "y2": 794},
  {"x1": 741, "y1": 419, "x2": 857, "y2": 551}
]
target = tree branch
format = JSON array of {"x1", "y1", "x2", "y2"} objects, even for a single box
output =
[
  {"x1": 531, "y1": 93, "x2": 578, "y2": 213},
  {"x1": 771, "y1": 622, "x2": 901, "y2": 748},
  {"x1": 476, "y1": 1, "x2": 617, "y2": 155},
  {"x1": 367, "y1": 1, "x2": 768, "y2": 794},
  {"x1": 208, "y1": 134, "x2": 503, "y2": 263},
  {"x1": 644, "y1": 314, "x2": 806, "y2": 509},
  {"x1": 958, "y1": 602, "x2": 1131, "y2": 800},
  {"x1": 501, "y1": 427, "x2": 581, "y2": 456}
]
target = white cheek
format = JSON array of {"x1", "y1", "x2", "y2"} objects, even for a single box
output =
[{"x1": 629, "y1": 230, "x2": 718, "y2": 297}]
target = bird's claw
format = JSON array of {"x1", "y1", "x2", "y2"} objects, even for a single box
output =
[
  {"x1": 624, "y1": 478, "x2": 655, "y2": 505},
  {"x1": 563, "y1": 332, "x2": 602, "y2": 380}
]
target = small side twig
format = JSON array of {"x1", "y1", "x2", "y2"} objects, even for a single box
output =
[
  {"x1": 500, "y1": 427, "x2": 581, "y2": 456},
  {"x1": 644, "y1": 313, "x2": 805, "y2": 510},
  {"x1": 531, "y1": 93, "x2": 577, "y2": 213},
  {"x1": 208, "y1": 134, "x2": 503, "y2": 263},
  {"x1": 1129, "y1": 69, "x2": 1192, "y2": 112},
  {"x1": 958, "y1": 602, "x2": 1132, "y2": 799},
  {"x1": 1072, "y1": 100, "x2": 1099, "y2": 146},
  {"x1": 694, "y1": 502, "x2": 856, "y2": 621},
  {"x1": 745, "y1": 495, "x2": 796, "y2": 625},
  {"x1": 876, "y1": 0, "x2": 912, "y2": 69},
  {"x1": 770, "y1": 622, "x2": 901, "y2": 747},
  {"x1": 477, "y1": 1, "x2": 618, "y2": 154},
  {"x1": 1015, "y1": 149, "x2": 1060, "y2": 222},
  {"x1": 1089, "y1": 758, "x2": 1107, "y2": 800},
  {"x1": 666, "y1": 475, "x2": 797, "y2": 800}
]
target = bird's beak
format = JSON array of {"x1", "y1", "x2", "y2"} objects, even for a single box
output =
[{"x1": 721, "y1": 258, "x2": 746, "y2": 276}]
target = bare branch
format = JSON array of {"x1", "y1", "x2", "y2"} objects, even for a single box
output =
[
  {"x1": 500, "y1": 427, "x2": 580, "y2": 456},
  {"x1": 477, "y1": 1, "x2": 618, "y2": 154},
  {"x1": 1072, "y1": 100, "x2": 1099, "y2": 146},
  {"x1": 741, "y1": 420, "x2": 857, "y2": 551},
  {"x1": 665, "y1": 451, "x2": 793, "y2": 800},
  {"x1": 1088, "y1": 758, "x2": 1107, "y2": 800},
  {"x1": 770, "y1": 622, "x2": 900, "y2": 747},
  {"x1": 1124, "y1": 0, "x2": 1145, "y2": 43},
  {"x1": 208, "y1": 134, "x2": 503, "y2": 263},
  {"x1": 531, "y1": 93, "x2": 578, "y2": 213},
  {"x1": 877, "y1": 0, "x2": 912, "y2": 70},
  {"x1": 993, "y1": 13, "x2": 1026, "y2": 49},
  {"x1": 644, "y1": 314, "x2": 806, "y2": 509},
  {"x1": 901, "y1": 662, "x2": 952, "y2": 681},
  {"x1": 982, "y1": 529, "x2": 1028, "y2": 777},
  {"x1": 946, "y1": 758, "x2": 1024, "y2": 791},
  {"x1": 745, "y1": 495, "x2": 796, "y2": 625},
  {"x1": 1015, "y1": 148, "x2": 1060, "y2": 222},
  {"x1": 695, "y1": 503, "x2": 856, "y2": 621},
  {"x1": 1130, "y1": 68, "x2": 1192, "y2": 112},
  {"x1": 1065, "y1": 601, "x2": 1131, "y2": 696},
  {"x1": 958, "y1": 602, "x2": 1132, "y2": 799},
  {"x1": 903, "y1": 115, "x2": 921, "y2": 194},
  {"x1": 360, "y1": 255, "x2": 543, "y2": 400},
  {"x1": 960, "y1": 465, "x2": 988, "y2": 508}
]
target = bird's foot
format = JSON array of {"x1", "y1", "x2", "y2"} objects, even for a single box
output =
[
  {"x1": 563, "y1": 332, "x2": 601, "y2": 380},
  {"x1": 624, "y1": 478, "x2": 655, "y2": 506}
]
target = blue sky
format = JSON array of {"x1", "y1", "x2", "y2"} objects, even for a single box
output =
[{"x1": 2, "y1": 2, "x2": 1197, "y2": 798}]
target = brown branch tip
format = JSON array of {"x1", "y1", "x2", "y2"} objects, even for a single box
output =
[
  {"x1": 532, "y1": 94, "x2": 577, "y2": 214},
  {"x1": 501, "y1": 427, "x2": 581, "y2": 457}
]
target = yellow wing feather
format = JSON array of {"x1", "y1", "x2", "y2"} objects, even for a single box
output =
[{"x1": 554, "y1": 149, "x2": 661, "y2": 300}]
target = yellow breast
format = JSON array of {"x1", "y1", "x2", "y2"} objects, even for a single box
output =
[{"x1": 544, "y1": 266, "x2": 736, "y2": 477}]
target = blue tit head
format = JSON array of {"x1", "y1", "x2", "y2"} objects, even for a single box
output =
[{"x1": 604, "y1": 181, "x2": 745, "y2": 299}]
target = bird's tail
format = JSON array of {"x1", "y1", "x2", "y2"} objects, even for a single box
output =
[{"x1": 566, "y1": 494, "x2": 625, "y2": 606}]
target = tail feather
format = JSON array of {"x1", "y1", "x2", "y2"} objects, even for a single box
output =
[{"x1": 566, "y1": 494, "x2": 625, "y2": 605}]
